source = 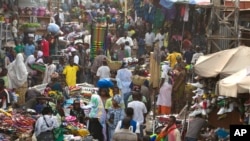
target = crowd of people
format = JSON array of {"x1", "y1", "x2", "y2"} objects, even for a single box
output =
[{"x1": 0, "y1": 0, "x2": 211, "y2": 141}]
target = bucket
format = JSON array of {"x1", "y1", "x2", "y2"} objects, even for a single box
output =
[
  {"x1": 38, "y1": 7, "x2": 46, "y2": 16},
  {"x1": 32, "y1": 7, "x2": 38, "y2": 16}
]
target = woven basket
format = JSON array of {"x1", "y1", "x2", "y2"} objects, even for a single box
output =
[
  {"x1": 107, "y1": 60, "x2": 122, "y2": 71},
  {"x1": 132, "y1": 75, "x2": 147, "y2": 86}
]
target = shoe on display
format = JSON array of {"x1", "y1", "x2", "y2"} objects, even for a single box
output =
[
  {"x1": 191, "y1": 103, "x2": 199, "y2": 109},
  {"x1": 202, "y1": 109, "x2": 207, "y2": 116},
  {"x1": 217, "y1": 107, "x2": 227, "y2": 115},
  {"x1": 226, "y1": 103, "x2": 234, "y2": 113},
  {"x1": 244, "y1": 99, "x2": 250, "y2": 106},
  {"x1": 189, "y1": 109, "x2": 202, "y2": 117},
  {"x1": 192, "y1": 94, "x2": 200, "y2": 99},
  {"x1": 206, "y1": 108, "x2": 212, "y2": 114},
  {"x1": 211, "y1": 97, "x2": 216, "y2": 104},
  {"x1": 190, "y1": 82, "x2": 203, "y2": 88},
  {"x1": 218, "y1": 114, "x2": 227, "y2": 120},
  {"x1": 217, "y1": 100, "x2": 226, "y2": 107},
  {"x1": 217, "y1": 96, "x2": 225, "y2": 101},
  {"x1": 192, "y1": 88, "x2": 203, "y2": 93}
]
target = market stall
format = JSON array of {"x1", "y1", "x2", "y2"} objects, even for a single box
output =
[
  {"x1": 217, "y1": 66, "x2": 250, "y2": 97},
  {"x1": 194, "y1": 46, "x2": 250, "y2": 78}
]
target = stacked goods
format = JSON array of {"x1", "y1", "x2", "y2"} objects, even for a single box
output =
[
  {"x1": 0, "y1": 109, "x2": 36, "y2": 135},
  {"x1": 63, "y1": 116, "x2": 90, "y2": 137},
  {"x1": 90, "y1": 26, "x2": 107, "y2": 59}
]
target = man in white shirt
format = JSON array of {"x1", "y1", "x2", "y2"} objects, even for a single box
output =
[
  {"x1": 154, "y1": 29, "x2": 165, "y2": 49},
  {"x1": 96, "y1": 60, "x2": 110, "y2": 79},
  {"x1": 127, "y1": 92, "x2": 147, "y2": 138},
  {"x1": 116, "y1": 31, "x2": 134, "y2": 48},
  {"x1": 71, "y1": 49, "x2": 79, "y2": 65},
  {"x1": 191, "y1": 46, "x2": 204, "y2": 64},
  {"x1": 145, "y1": 28, "x2": 155, "y2": 53}
]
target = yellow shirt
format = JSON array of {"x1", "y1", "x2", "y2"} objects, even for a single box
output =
[
  {"x1": 63, "y1": 65, "x2": 79, "y2": 87},
  {"x1": 167, "y1": 52, "x2": 182, "y2": 69}
]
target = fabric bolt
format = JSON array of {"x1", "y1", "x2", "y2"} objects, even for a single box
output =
[{"x1": 91, "y1": 26, "x2": 107, "y2": 59}]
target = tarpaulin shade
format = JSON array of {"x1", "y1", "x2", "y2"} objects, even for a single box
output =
[
  {"x1": 194, "y1": 46, "x2": 250, "y2": 78},
  {"x1": 217, "y1": 67, "x2": 250, "y2": 97}
]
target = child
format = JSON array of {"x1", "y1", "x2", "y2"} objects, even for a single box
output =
[
  {"x1": 124, "y1": 41, "x2": 131, "y2": 57},
  {"x1": 105, "y1": 86, "x2": 125, "y2": 110},
  {"x1": 107, "y1": 95, "x2": 125, "y2": 140}
]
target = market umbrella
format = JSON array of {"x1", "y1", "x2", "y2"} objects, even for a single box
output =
[
  {"x1": 217, "y1": 66, "x2": 250, "y2": 97},
  {"x1": 194, "y1": 46, "x2": 250, "y2": 78}
]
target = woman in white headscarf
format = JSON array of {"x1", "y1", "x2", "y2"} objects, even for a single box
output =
[
  {"x1": 36, "y1": 51, "x2": 44, "y2": 63},
  {"x1": 7, "y1": 53, "x2": 28, "y2": 105},
  {"x1": 86, "y1": 94, "x2": 107, "y2": 141},
  {"x1": 156, "y1": 61, "x2": 172, "y2": 115}
]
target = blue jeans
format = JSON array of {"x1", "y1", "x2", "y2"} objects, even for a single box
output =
[{"x1": 185, "y1": 137, "x2": 197, "y2": 141}]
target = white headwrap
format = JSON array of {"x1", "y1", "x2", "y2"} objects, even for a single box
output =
[
  {"x1": 37, "y1": 51, "x2": 43, "y2": 58},
  {"x1": 7, "y1": 53, "x2": 28, "y2": 89}
]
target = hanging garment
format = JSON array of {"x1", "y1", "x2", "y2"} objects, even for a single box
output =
[{"x1": 153, "y1": 8, "x2": 165, "y2": 30}]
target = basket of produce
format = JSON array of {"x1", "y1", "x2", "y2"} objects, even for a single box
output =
[
  {"x1": 107, "y1": 59, "x2": 122, "y2": 71},
  {"x1": 132, "y1": 75, "x2": 147, "y2": 86}
]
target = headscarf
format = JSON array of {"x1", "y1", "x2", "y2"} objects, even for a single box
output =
[
  {"x1": 113, "y1": 94, "x2": 122, "y2": 105},
  {"x1": 50, "y1": 72, "x2": 59, "y2": 79},
  {"x1": 7, "y1": 53, "x2": 28, "y2": 89},
  {"x1": 37, "y1": 51, "x2": 43, "y2": 58},
  {"x1": 89, "y1": 94, "x2": 106, "y2": 126}
]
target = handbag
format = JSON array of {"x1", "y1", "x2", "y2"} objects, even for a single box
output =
[{"x1": 43, "y1": 116, "x2": 64, "y2": 141}]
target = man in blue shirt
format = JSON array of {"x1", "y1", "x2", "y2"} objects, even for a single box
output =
[{"x1": 24, "y1": 37, "x2": 35, "y2": 58}]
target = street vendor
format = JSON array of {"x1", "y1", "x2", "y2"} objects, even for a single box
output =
[
  {"x1": 134, "y1": 57, "x2": 148, "y2": 76},
  {"x1": 35, "y1": 106, "x2": 59, "y2": 141},
  {"x1": 70, "y1": 99, "x2": 86, "y2": 124}
]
